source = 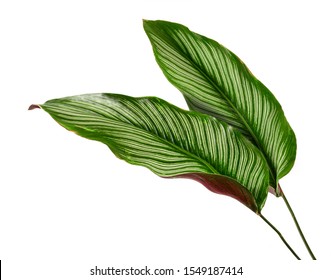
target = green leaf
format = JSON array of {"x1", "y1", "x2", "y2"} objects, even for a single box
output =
[
  {"x1": 143, "y1": 20, "x2": 296, "y2": 193},
  {"x1": 30, "y1": 93, "x2": 269, "y2": 212}
]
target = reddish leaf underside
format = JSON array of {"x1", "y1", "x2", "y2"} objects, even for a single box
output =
[
  {"x1": 28, "y1": 104, "x2": 41, "y2": 110},
  {"x1": 171, "y1": 173, "x2": 258, "y2": 213}
]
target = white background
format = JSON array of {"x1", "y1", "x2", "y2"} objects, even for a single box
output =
[{"x1": 1, "y1": 0, "x2": 330, "y2": 279}]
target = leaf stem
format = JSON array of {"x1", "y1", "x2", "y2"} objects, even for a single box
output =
[
  {"x1": 279, "y1": 187, "x2": 316, "y2": 260},
  {"x1": 260, "y1": 214, "x2": 301, "y2": 260}
]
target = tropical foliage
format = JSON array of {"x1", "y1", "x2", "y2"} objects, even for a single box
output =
[{"x1": 30, "y1": 20, "x2": 315, "y2": 259}]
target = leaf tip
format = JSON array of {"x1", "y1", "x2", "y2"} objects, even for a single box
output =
[
  {"x1": 28, "y1": 104, "x2": 41, "y2": 110},
  {"x1": 142, "y1": 19, "x2": 152, "y2": 29}
]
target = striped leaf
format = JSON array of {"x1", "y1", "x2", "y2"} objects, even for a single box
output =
[
  {"x1": 143, "y1": 20, "x2": 296, "y2": 193},
  {"x1": 30, "y1": 93, "x2": 269, "y2": 212}
]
